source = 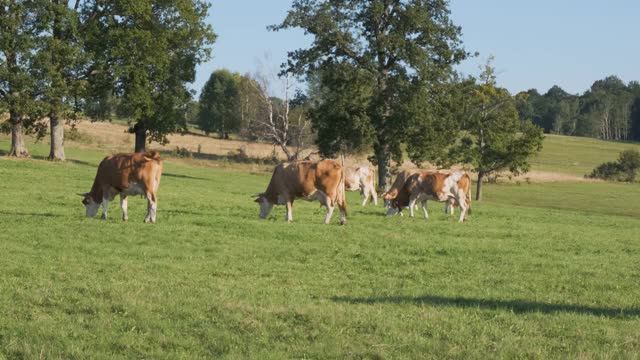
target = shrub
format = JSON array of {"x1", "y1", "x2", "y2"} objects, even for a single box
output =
[
  {"x1": 587, "y1": 149, "x2": 640, "y2": 182},
  {"x1": 173, "y1": 147, "x2": 193, "y2": 158},
  {"x1": 618, "y1": 149, "x2": 640, "y2": 182}
]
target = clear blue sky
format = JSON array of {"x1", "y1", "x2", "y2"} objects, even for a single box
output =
[{"x1": 191, "y1": 0, "x2": 640, "y2": 96}]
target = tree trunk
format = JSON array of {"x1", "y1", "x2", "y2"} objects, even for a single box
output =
[
  {"x1": 476, "y1": 171, "x2": 484, "y2": 201},
  {"x1": 374, "y1": 143, "x2": 391, "y2": 191},
  {"x1": 134, "y1": 121, "x2": 146, "y2": 153},
  {"x1": 8, "y1": 110, "x2": 29, "y2": 157},
  {"x1": 48, "y1": 113, "x2": 65, "y2": 161}
]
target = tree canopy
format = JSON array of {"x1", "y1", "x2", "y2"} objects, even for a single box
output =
[
  {"x1": 271, "y1": 0, "x2": 468, "y2": 188},
  {"x1": 198, "y1": 69, "x2": 241, "y2": 138},
  {"x1": 83, "y1": 0, "x2": 216, "y2": 152},
  {"x1": 451, "y1": 63, "x2": 544, "y2": 200}
]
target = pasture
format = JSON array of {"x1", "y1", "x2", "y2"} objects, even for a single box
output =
[{"x1": 1, "y1": 137, "x2": 640, "y2": 359}]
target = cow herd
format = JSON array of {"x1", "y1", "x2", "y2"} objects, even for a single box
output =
[{"x1": 80, "y1": 152, "x2": 471, "y2": 224}]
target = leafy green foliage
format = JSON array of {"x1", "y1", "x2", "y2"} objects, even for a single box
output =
[
  {"x1": 198, "y1": 69, "x2": 241, "y2": 137},
  {"x1": 307, "y1": 63, "x2": 376, "y2": 157},
  {"x1": 271, "y1": 0, "x2": 468, "y2": 187}
]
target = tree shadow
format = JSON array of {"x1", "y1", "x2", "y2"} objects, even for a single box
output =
[
  {"x1": 27, "y1": 155, "x2": 95, "y2": 167},
  {"x1": 331, "y1": 294, "x2": 640, "y2": 319},
  {"x1": 163, "y1": 173, "x2": 210, "y2": 181},
  {"x1": 0, "y1": 211, "x2": 60, "y2": 218}
]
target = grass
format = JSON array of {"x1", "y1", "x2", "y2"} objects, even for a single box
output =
[
  {"x1": 1, "y1": 136, "x2": 640, "y2": 358},
  {"x1": 531, "y1": 134, "x2": 640, "y2": 176}
]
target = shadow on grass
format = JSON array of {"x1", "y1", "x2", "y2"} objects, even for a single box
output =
[
  {"x1": 163, "y1": 209, "x2": 210, "y2": 216},
  {"x1": 29, "y1": 155, "x2": 95, "y2": 167},
  {"x1": 0, "y1": 211, "x2": 60, "y2": 218},
  {"x1": 163, "y1": 173, "x2": 210, "y2": 181},
  {"x1": 331, "y1": 294, "x2": 640, "y2": 318}
]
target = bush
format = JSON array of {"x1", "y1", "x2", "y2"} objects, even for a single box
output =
[
  {"x1": 173, "y1": 147, "x2": 192, "y2": 158},
  {"x1": 587, "y1": 149, "x2": 640, "y2": 182},
  {"x1": 618, "y1": 149, "x2": 640, "y2": 181}
]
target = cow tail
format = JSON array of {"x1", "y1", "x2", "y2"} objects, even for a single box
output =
[
  {"x1": 338, "y1": 155, "x2": 347, "y2": 216},
  {"x1": 466, "y1": 175, "x2": 472, "y2": 215}
]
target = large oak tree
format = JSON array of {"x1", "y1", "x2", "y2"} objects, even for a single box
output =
[
  {"x1": 83, "y1": 0, "x2": 215, "y2": 152},
  {"x1": 271, "y1": 0, "x2": 468, "y2": 188}
]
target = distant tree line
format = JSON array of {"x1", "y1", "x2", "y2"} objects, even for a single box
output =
[{"x1": 516, "y1": 76, "x2": 640, "y2": 141}]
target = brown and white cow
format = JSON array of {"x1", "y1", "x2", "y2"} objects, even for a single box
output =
[
  {"x1": 386, "y1": 171, "x2": 471, "y2": 222},
  {"x1": 344, "y1": 166, "x2": 378, "y2": 206},
  {"x1": 255, "y1": 160, "x2": 347, "y2": 225},
  {"x1": 382, "y1": 169, "x2": 419, "y2": 207},
  {"x1": 80, "y1": 151, "x2": 163, "y2": 223}
]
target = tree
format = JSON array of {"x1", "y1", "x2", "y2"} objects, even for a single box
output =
[
  {"x1": 451, "y1": 63, "x2": 544, "y2": 201},
  {"x1": 270, "y1": 0, "x2": 468, "y2": 189},
  {"x1": 83, "y1": 0, "x2": 215, "y2": 152},
  {"x1": 248, "y1": 69, "x2": 312, "y2": 161},
  {"x1": 307, "y1": 63, "x2": 376, "y2": 157},
  {"x1": 0, "y1": 0, "x2": 42, "y2": 157},
  {"x1": 198, "y1": 69, "x2": 241, "y2": 138},
  {"x1": 32, "y1": 0, "x2": 89, "y2": 161},
  {"x1": 630, "y1": 97, "x2": 640, "y2": 141}
]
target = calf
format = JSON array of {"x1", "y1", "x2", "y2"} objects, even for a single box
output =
[
  {"x1": 255, "y1": 160, "x2": 347, "y2": 225},
  {"x1": 80, "y1": 151, "x2": 163, "y2": 223}
]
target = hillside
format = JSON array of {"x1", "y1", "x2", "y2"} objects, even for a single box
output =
[{"x1": 3, "y1": 121, "x2": 640, "y2": 181}]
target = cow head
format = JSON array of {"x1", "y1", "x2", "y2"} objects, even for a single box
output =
[
  {"x1": 254, "y1": 193, "x2": 274, "y2": 219},
  {"x1": 385, "y1": 198, "x2": 401, "y2": 216},
  {"x1": 381, "y1": 191, "x2": 395, "y2": 208},
  {"x1": 80, "y1": 193, "x2": 99, "y2": 217}
]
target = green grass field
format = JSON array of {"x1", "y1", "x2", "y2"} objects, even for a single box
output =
[
  {"x1": 1, "y1": 137, "x2": 640, "y2": 359},
  {"x1": 531, "y1": 134, "x2": 640, "y2": 176}
]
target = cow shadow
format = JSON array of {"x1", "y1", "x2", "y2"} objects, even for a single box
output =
[
  {"x1": 331, "y1": 294, "x2": 640, "y2": 319},
  {"x1": 0, "y1": 211, "x2": 61, "y2": 218}
]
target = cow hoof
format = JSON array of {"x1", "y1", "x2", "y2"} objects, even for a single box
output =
[
  {"x1": 101, "y1": 214, "x2": 106, "y2": 220},
  {"x1": 122, "y1": 217, "x2": 128, "y2": 222}
]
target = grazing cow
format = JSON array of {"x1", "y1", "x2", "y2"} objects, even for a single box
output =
[
  {"x1": 255, "y1": 160, "x2": 347, "y2": 225},
  {"x1": 382, "y1": 169, "x2": 419, "y2": 207},
  {"x1": 344, "y1": 166, "x2": 378, "y2": 206},
  {"x1": 80, "y1": 151, "x2": 163, "y2": 223},
  {"x1": 386, "y1": 171, "x2": 471, "y2": 222}
]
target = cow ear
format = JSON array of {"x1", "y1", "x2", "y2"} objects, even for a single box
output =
[{"x1": 77, "y1": 192, "x2": 88, "y2": 197}]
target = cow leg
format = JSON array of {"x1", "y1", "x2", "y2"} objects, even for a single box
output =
[
  {"x1": 408, "y1": 196, "x2": 417, "y2": 218},
  {"x1": 120, "y1": 194, "x2": 128, "y2": 221},
  {"x1": 285, "y1": 201, "x2": 293, "y2": 222},
  {"x1": 324, "y1": 205, "x2": 335, "y2": 224},
  {"x1": 145, "y1": 192, "x2": 157, "y2": 224},
  {"x1": 421, "y1": 200, "x2": 429, "y2": 219},
  {"x1": 371, "y1": 187, "x2": 378, "y2": 206},
  {"x1": 101, "y1": 197, "x2": 109, "y2": 220},
  {"x1": 361, "y1": 191, "x2": 368, "y2": 206},
  {"x1": 456, "y1": 193, "x2": 467, "y2": 222}
]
